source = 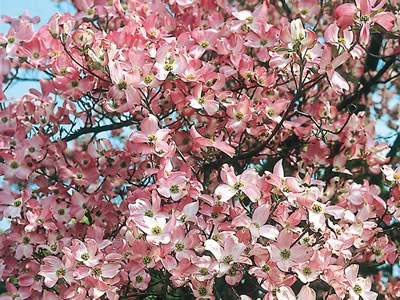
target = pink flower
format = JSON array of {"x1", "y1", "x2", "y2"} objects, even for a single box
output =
[
  {"x1": 38, "y1": 256, "x2": 74, "y2": 288},
  {"x1": 109, "y1": 61, "x2": 141, "y2": 107},
  {"x1": 0, "y1": 281, "x2": 30, "y2": 300},
  {"x1": 157, "y1": 172, "x2": 189, "y2": 201},
  {"x1": 226, "y1": 99, "x2": 252, "y2": 134},
  {"x1": 130, "y1": 114, "x2": 171, "y2": 156},
  {"x1": 190, "y1": 28, "x2": 219, "y2": 59},
  {"x1": 129, "y1": 269, "x2": 151, "y2": 291},
  {"x1": 214, "y1": 164, "x2": 260, "y2": 202},
  {"x1": 188, "y1": 84, "x2": 219, "y2": 116},
  {"x1": 307, "y1": 201, "x2": 344, "y2": 231},
  {"x1": 204, "y1": 236, "x2": 247, "y2": 276},
  {"x1": 136, "y1": 215, "x2": 176, "y2": 245},
  {"x1": 0, "y1": 153, "x2": 31, "y2": 180},
  {"x1": 319, "y1": 46, "x2": 350, "y2": 94},
  {"x1": 382, "y1": 165, "x2": 400, "y2": 183},
  {"x1": 154, "y1": 44, "x2": 186, "y2": 80},
  {"x1": 345, "y1": 264, "x2": 378, "y2": 300},
  {"x1": 0, "y1": 187, "x2": 24, "y2": 219},
  {"x1": 232, "y1": 204, "x2": 279, "y2": 240},
  {"x1": 71, "y1": 239, "x2": 103, "y2": 267},
  {"x1": 190, "y1": 126, "x2": 235, "y2": 158},
  {"x1": 269, "y1": 230, "x2": 312, "y2": 271},
  {"x1": 334, "y1": 0, "x2": 396, "y2": 45}
]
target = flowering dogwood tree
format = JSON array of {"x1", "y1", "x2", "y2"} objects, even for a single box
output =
[{"x1": 1, "y1": 0, "x2": 400, "y2": 299}]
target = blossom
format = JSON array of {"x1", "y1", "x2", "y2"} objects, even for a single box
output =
[
  {"x1": 214, "y1": 164, "x2": 260, "y2": 202},
  {"x1": 269, "y1": 230, "x2": 312, "y2": 271},
  {"x1": 204, "y1": 237, "x2": 247, "y2": 276},
  {"x1": 38, "y1": 256, "x2": 74, "y2": 288},
  {"x1": 319, "y1": 46, "x2": 350, "y2": 94},
  {"x1": 345, "y1": 265, "x2": 378, "y2": 300},
  {"x1": 136, "y1": 215, "x2": 176, "y2": 245}
]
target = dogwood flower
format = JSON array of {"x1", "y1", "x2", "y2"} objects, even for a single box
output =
[
  {"x1": 269, "y1": 230, "x2": 313, "y2": 271},
  {"x1": 345, "y1": 264, "x2": 378, "y2": 300}
]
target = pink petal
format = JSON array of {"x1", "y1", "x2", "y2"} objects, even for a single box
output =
[
  {"x1": 297, "y1": 285, "x2": 316, "y2": 300},
  {"x1": 204, "y1": 239, "x2": 223, "y2": 261},
  {"x1": 101, "y1": 263, "x2": 120, "y2": 278},
  {"x1": 241, "y1": 184, "x2": 260, "y2": 202},
  {"x1": 259, "y1": 225, "x2": 279, "y2": 240},
  {"x1": 141, "y1": 115, "x2": 159, "y2": 135},
  {"x1": 277, "y1": 230, "x2": 293, "y2": 249},
  {"x1": 345, "y1": 264, "x2": 359, "y2": 286},
  {"x1": 273, "y1": 159, "x2": 284, "y2": 178},
  {"x1": 215, "y1": 184, "x2": 237, "y2": 202}
]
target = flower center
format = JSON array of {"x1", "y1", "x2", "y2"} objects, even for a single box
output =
[
  {"x1": 169, "y1": 185, "x2": 180, "y2": 194},
  {"x1": 56, "y1": 268, "x2": 66, "y2": 277},
  {"x1": 148, "y1": 135, "x2": 157, "y2": 142},
  {"x1": 233, "y1": 181, "x2": 244, "y2": 190},
  {"x1": 143, "y1": 256, "x2": 152, "y2": 265},
  {"x1": 245, "y1": 16, "x2": 253, "y2": 24},
  {"x1": 199, "y1": 267, "x2": 209, "y2": 276},
  {"x1": 235, "y1": 112, "x2": 244, "y2": 121},
  {"x1": 360, "y1": 15, "x2": 370, "y2": 22},
  {"x1": 179, "y1": 214, "x2": 187, "y2": 222},
  {"x1": 164, "y1": 64, "x2": 173, "y2": 71},
  {"x1": 262, "y1": 264, "x2": 271, "y2": 273},
  {"x1": 353, "y1": 284, "x2": 362, "y2": 295},
  {"x1": 144, "y1": 75, "x2": 153, "y2": 84},
  {"x1": 280, "y1": 249, "x2": 291, "y2": 260},
  {"x1": 302, "y1": 267, "x2": 313, "y2": 276},
  {"x1": 117, "y1": 81, "x2": 127, "y2": 90},
  {"x1": 300, "y1": 8, "x2": 308, "y2": 15},
  {"x1": 151, "y1": 226, "x2": 162, "y2": 235},
  {"x1": 81, "y1": 253, "x2": 90, "y2": 261},
  {"x1": 175, "y1": 241, "x2": 185, "y2": 252},
  {"x1": 28, "y1": 146, "x2": 36, "y2": 153},
  {"x1": 198, "y1": 287, "x2": 208, "y2": 296},
  {"x1": 144, "y1": 210, "x2": 154, "y2": 217},
  {"x1": 222, "y1": 255, "x2": 234, "y2": 264},
  {"x1": 10, "y1": 161, "x2": 19, "y2": 169},
  {"x1": 374, "y1": 249, "x2": 383, "y2": 257},
  {"x1": 311, "y1": 204, "x2": 323, "y2": 214},
  {"x1": 135, "y1": 275, "x2": 143, "y2": 283},
  {"x1": 91, "y1": 267, "x2": 102, "y2": 277},
  {"x1": 200, "y1": 41, "x2": 209, "y2": 48}
]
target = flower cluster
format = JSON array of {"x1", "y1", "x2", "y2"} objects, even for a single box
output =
[{"x1": 0, "y1": 0, "x2": 399, "y2": 299}]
